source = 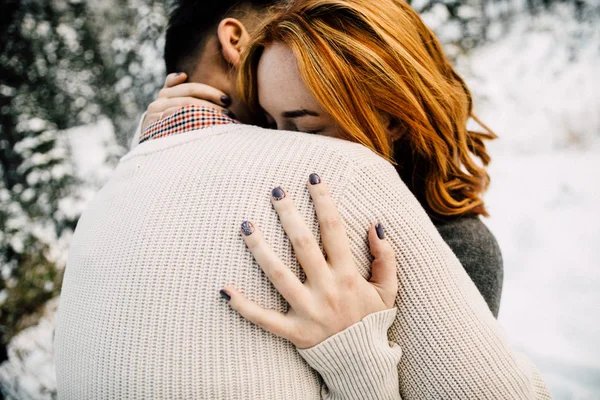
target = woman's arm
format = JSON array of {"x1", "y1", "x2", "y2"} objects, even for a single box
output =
[
  {"x1": 221, "y1": 177, "x2": 404, "y2": 399},
  {"x1": 334, "y1": 158, "x2": 550, "y2": 399},
  {"x1": 222, "y1": 160, "x2": 550, "y2": 399},
  {"x1": 433, "y1": 215, "x2": 504, "y2": 317}
]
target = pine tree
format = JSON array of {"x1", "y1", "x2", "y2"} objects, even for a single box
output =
[{"x1": 0, "y1": 0, "x2": 166, "y2": 367}]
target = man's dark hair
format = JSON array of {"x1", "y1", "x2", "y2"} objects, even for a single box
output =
[{"x1": 164, "y1": 0, "x2": 276, "y2": 74}]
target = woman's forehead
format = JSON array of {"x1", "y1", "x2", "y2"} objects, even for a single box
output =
[{"x1": 257, "y1": 42, "x2": 323, "y2": 113}]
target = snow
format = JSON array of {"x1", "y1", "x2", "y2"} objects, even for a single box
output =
[
  {"x1": 485, "y1": 152, "x2": 600, "y2": 397},
  {"x1": 458, "y1": 8, "x2": 600, "y2": 398},
  {"x1": 0, "y1": 298, "x2": 59, "y2": 398},
  {"x1": 1, "y1": 7, "x2": 599, "y2": 399},
  {"x1": 67, "y1": 117, "x2": 120, "y2": 183},
  {"x1": 1, "y1": 119, "x2": 122, "y2": 398}
]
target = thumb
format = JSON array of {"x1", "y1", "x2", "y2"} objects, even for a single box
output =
[{"x1": 367, "y1": 223, "x2": 399, "y2": 308}]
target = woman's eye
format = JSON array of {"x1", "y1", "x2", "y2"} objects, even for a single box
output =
[{"x1": 305, "y1": 129, "x2": 324, "y2": 134}]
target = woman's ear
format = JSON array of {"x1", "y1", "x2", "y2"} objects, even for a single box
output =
[{"x1": 217, "y1": 18, "x2": 251, "y2": 67}]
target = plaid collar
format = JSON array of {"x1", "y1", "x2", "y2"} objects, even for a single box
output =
[{"x1": 139, "y1": 105, "x2": 239, "y2": 144}]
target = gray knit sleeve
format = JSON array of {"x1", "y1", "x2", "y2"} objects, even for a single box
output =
[{"x1": 433, "y1": 216, "x2": 504, "y2": 317}]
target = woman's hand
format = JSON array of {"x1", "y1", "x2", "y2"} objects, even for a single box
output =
[
  {"x1": 220, "y1": 173, "x2": 399, "y2": 349},
  {"x1": 141, "y1": 72, "x2": 233, "y2": 131}
]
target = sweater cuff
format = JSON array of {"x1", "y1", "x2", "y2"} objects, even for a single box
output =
[{"x1": 296, "y1": 307, "x2": 402, "y2": 400}]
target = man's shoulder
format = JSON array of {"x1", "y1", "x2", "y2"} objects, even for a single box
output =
[
  {"x1": 233, "y1": 124, "x2": 392, "y2": 168},
  {"x1": 124, "y1": 123, "x2": 392, "y2": 170}
]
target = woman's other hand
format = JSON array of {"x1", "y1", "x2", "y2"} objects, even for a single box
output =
[
  {"x1": 141, "y1": 72, "x2": 232, "y2": 131},
  {"x1": 220, "y1": 173, "x2": 399, "y2": 349}
]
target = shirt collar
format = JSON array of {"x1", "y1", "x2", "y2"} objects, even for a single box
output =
[{"x1": 139, "y1": 105, "x2": 239, "y2": 144}]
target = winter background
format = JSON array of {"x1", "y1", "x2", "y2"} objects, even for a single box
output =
[{"x1": 0, "y1": 0, "x2": 599, "y2": 398}]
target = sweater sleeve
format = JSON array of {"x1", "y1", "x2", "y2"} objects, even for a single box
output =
[
  {"x1": 299, "y1": 158, "x2": 551, "y2": 399},
  {"x1": 433, "y1": 216, "x2": 504, "y2": 318},
  {"x1": 296, "y1": 307, "x2": 403, "y2": 400}
]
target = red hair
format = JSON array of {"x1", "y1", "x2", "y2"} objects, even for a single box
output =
[{"x1": 239, "y1": 0, "x2": 497, "y2": 217}]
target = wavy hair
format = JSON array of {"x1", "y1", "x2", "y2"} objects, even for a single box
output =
[{"x1": 239, "y1": 0, "x2": 497, "y2": 217}]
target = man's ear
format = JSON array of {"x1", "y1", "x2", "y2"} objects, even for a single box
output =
[
  {"x1": 382, "y1": 113, "x2": 406, "y2": 142},
  {"x1": 217, "y1": 18, "x2": 251, "y2": 67}
]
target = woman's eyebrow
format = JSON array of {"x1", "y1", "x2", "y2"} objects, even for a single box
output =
[{"x1": 281, "y1": 109, "x2": 320, "y2": 118}]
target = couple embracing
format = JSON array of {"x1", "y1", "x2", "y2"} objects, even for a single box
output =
[{"x1": 54, "y1": 0, "x2": 550, "y2": 398}]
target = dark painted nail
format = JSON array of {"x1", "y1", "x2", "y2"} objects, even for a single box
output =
[
  {"x1": 272, "y1": 186, "x2": 286, "y2": 201},
  {"x1": 241, "y1": 220, "x2": 254, "y2": 236},
  {"x1": 375, "y1": 223, "x2": 385, "y2": 240},
  {"x1": 175, "y1": 72, "x2": 184, "y2": 76},
  {"x1": 309, "y1": 173, "x2": 321, "y2": 185},
  {"x1": 221, "y1": 95, "x2": 232, "y2": 107},
  {"x1": 224, "y1": 109, "x2": 236, "y2": 119},
  {"x1": 219, "y1": 289, "x2": 231, "y2": 301}
]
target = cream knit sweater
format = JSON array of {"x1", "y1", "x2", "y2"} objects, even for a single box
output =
[{"x1": 54, "y1": 124, "x2": 551, "y2": 399}]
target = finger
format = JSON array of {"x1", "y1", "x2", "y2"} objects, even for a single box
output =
[
  {"x1": 148, "y1": 97, "x2": 227, "y2": 114},
  {"x1": 367, "y1": 223, "x2": 399, "y2": 308},
  {"x1": 270, "y1": 187, "x2": 331, "y2": 283},
  {"x1": 220, "y1": 285, "x2": 294, "y2": 341},
  {"x1": 144, "y1": 99, "x2": 230, "y2": 133},
  {"x1": 240, "y1": 220, "x2": 309, "y2": 308},
  {"x1": 306, "y1": 174, "x2": 353, "y2": 266},
  {"x1": 161, "y1": 106, "x2": 186, "y2": 119},
  {"x1": 164, "y1": 72, "x2": 187, "y2": 88},
  {"x1": 158, "y1": 83, "x2": 230, "y2": 107},
  {"x1": 143, "y1": 106, "x2": 190, "y2": 132}
]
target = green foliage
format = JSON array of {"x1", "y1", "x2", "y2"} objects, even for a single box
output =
[{"x1": 0, "y1": 0, "x2": 167, "y2": 363}]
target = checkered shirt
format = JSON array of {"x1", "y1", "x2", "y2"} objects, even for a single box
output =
[{"x1": 139, "y1": 105, "x2": 239, "y2": 144}]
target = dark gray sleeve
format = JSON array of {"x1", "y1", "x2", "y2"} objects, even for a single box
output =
[{"x1": 433, "y1": 216, "x2": 504, "y2": 318}]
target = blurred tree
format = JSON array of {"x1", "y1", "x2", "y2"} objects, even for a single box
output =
[
  {"x1": 0, "y1": 0, "x2": 166, "y2": 366},
  {"x1": 410, "y1": 0, "x2": 491, "y2": 57},
  {"x1": 408, "y1": 0, "x2": 598, "y2": 59}
]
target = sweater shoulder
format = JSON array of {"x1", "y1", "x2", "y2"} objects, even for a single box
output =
[
  {"x1": 123, "y1": 124, "x2": 391, "y2": 168},
  {"x1": 243, "y1": 125, "x2": 393, "y2": 166}
]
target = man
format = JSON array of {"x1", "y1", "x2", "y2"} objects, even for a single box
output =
[{"x1": 53, "y1": 1, "x2": 548, "y2": 399}]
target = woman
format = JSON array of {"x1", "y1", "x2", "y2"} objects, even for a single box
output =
[
  {"x1": 237, "y1": 0, "x2": 504, "y2": 318},
  {"x1": 218, "y1": 0, "x2": 548, "y2": 398}
]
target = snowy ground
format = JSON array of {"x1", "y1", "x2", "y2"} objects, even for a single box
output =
[
  {"x1": 1, "y1": 8, "x2": 599, "y2": 400},
  {"x1": 460, "y1": 10, "x2": 600, "y2": 399},
  {"x1": 485, "y1": 151, "x2": 600, "y2": 399}
]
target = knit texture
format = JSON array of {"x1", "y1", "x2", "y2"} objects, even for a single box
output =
[
  {"x1": 137, "y1": 108, "x2": 506, "y2": 319},
  {"x1": 54, "y1": 124, "x2": 551, "y2": 399},
  {"x1": 433, "y1": 215, "x2": 504, "y2": 317},
  {"x1": 297, "y1": 307, "x2": 402, "y2": 400}
]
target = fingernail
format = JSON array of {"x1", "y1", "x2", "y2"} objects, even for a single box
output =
[
  {"x1": 375, "y1": 223, "x2": 385, "y2": 239},
  {"x1": 241, "y1": 220, "x2": 254, "y2": 236},
  {"x1": 219, "y1": 289, "x2": 231, "y2": 301},
  {"x1": 309, "y1": 173, "x2": 321, "y2": 185},
  {"x1": 221, "y1": 95, "x2": 232, "y2": 107},
  {"x1": 224, "y1": 109, "x2": 236, "y2": 119},
  {"x1": 271, "y1": 186, "x2": 286, "y2": 201},
  {"x1": 175, "y1": 72, "x2": 184, "y2": 76}
]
